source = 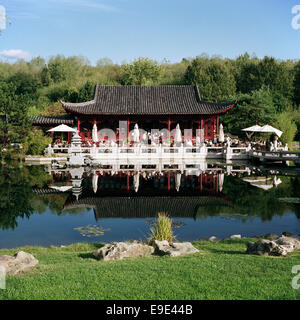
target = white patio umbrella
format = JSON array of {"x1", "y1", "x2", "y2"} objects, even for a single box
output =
[
  {"x1": 47, "y1": 124, "x2": 76, "y2": 133},
  {"x1": 218, "y1": 124, "x2": 225, "y2": 143},
  {"x1": 175, "y1": 172, "x2": 181, "y2": 192},
  {"x1": 134, "y1": 172, "x2": 140, "y2": 192},
  {"x1": 242, "y1": 124, "x2": 282, "y2": 138},
  {"x1": 47, "y1": 124, "x2": 76, "y2": 143},
  {"x1": 92, "y1": 173, "x2": 99, "y2": 194},
  {"x1": 174, "y1": 124, "x2": 182, "y2": 146},
  {"x1": 133, "y1": 124, "x2": 140, "y2": 143},
  {"x1": 242, "y1": 125, "x2": 263, "y2": 132},
  {"x1": 241, "y1": 125, "x2": 262, "y2": 139},
  {"x1": 92, "y1": 123, "x2": 99, "y2": 143},
  {"x1": 259, "y1": 125, "x2": 282, "y2": 138}
]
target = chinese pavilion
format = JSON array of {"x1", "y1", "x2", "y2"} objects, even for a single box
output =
[{"x1": 34, "y1": 84, "x2": 234, "y2": 143}]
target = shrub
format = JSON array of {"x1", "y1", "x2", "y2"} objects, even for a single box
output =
[
  {"x1": 150, "y1": 212, "x2": 174, "y2": 244},
  {"x1": 23, "y1": 129, "x2": 52, "y2": 155},
  {"x1": 276, "y1": 112, "x2": 297, "y2": 145}
]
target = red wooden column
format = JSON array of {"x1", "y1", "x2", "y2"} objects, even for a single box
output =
[
  {"x1": 216, "y1": 116, "x2": 219, "y2": 136},
  {"x1": 167, "y1": 172, "x2": 171, "y2": 191},
  {"x1": 168, "y1": 118, "x2": 171, "y2": 139}
]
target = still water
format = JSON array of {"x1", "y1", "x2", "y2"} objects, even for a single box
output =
[{"x1": 0, "y1": 162, "x2": 300, "y2": 249}]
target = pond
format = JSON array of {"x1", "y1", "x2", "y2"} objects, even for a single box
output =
[{"x1": 0, "y1": 162, "x2": 300, "y2": 249}]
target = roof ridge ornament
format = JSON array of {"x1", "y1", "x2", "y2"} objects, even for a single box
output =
[
  {"x1": 60, "y1": 82, "x2": 99, "y2": 110},
  {"x1": 194, "y1": 84, "x2": 201, "y2": 102}
]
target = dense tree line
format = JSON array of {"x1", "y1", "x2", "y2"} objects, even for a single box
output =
[{"x1": 0, "y1": 53, "x2": 300, "y2": 148}]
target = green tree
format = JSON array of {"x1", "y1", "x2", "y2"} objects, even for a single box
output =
[
  {"x1": 47, "y1": 55, "x2": 89, "y2": 84},
  {"x1": 96, "y1": 57, "x2": 114, "y2": 67},
  {"x1": 235, "y1": 55, "x2": 293, "y2": 101},
  {"x1": 120, "y1": 57, "x2": 162, "y2": 85},
  {"x1": 234, "y1": 53, "x2": 260, "y2": 94},
  {"x1": 41, "y1": 66, "x2": 52, "y2": 86},
  {"x1": 0, "y1": 81, "x2": 32, "y2": 148},
  {"x1": 222, "y1": 86, "x2": 277, "y2": 136},
  {"x1": 8, "y1": 72, "x2": 42, "y2": 97},
  {"x1": 258, "y1": 57, "x2": 293, "y2": 100},
  {"x1": 294, "y1": 61, "x2": 300, "y2": 106},
  {"x1": 184, "y1": 57, "x2": 236, "y2": 101},
  {"x1": 77, "y1": 81, "x2": 95, "y2": 101}
]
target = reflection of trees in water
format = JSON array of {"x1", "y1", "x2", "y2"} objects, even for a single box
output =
[
  {"x1": 196, "y1": 175, "x2": 300, "y2": 222},
  {"x1": 0, "y1": 165, "x2": 51, "y2": 230},
  {"x1": 1, "y1": 164, "x2": 300, "y2": 230},
  {"x1": 37, "y1": 193, "x2": 83, "y2": 215}
]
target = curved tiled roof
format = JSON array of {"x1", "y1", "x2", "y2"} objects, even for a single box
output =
[
  {"x1": 31, "y1": 115, "x2": 74, "y2": 126},
  {"x1": 0, "y1": 115, "x2": 74, "y2": 126},
  {"x1": 61, "y1": 84, "x2": 234, "y2": 116}
]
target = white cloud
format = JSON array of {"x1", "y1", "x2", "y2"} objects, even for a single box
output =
[{"x1": 0, "y1": 49, "x2": 31, "y2": 59}]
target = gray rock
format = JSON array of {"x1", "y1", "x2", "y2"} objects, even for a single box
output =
[
  {"x1": 246, "y1": 236, "x2": 300, "y2": 257},
  {"x1": 246, "y1": 239, "x2": 282, "y2": 256},
  {"x1": 230, "y1": 234, "x2": 241, "y2": 239},
  {"x1": 154, "y1": 240, "x2": 199, "y2": 257},
  {"x1": 208, "y1": 236, "x2": 219, "y2": 242},
  {"x1": 93, "y1": 241, "x2": 154, "y2": 261},
  {"x1": 0, "y1": 251, "x2": 38, "y2": 275},
  {"x1": 282, "y1": 231, "x2": 293, "y2": 237},
  {"x1": 263, "y1": 233, "x2": 278, "y2": 240},
  {"x1": 153, "y1": 240, "x2": 170, "y2": 253},
  {"x1": 276, "y1": 236, "x2": 300, "y2": 250}
]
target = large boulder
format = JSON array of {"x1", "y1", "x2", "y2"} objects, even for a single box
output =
[
  {"x1": 93, "y1": 241, "x2": 154, "y2": 261},
  {"x1": 246, "y1": 236, "x2": 300, "y2": 257},
  {"x1": 276, "y1": 236, "x2": 300, "y2": 250},
  {"x1": 0, "y1": 251, "x2": 38, "y2": 275},
  {"x1": 154, "y1": 240, "x2": 199, "y2": 257}
]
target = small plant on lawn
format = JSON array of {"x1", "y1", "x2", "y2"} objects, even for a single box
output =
[{"x1": 150, "y1": 212, "x2": 175, "y2": 244}]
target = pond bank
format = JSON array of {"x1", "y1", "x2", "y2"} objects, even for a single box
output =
[{"x1": 0, "y1": 239, "x2": 300, "y2": 300}]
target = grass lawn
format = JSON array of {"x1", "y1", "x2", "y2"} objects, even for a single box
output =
[{"x1": 0, "y1": 239, "x2": 300, "y2": 300}]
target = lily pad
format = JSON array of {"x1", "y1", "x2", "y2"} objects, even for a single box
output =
[{"x1": 74, "y1": 225, "x2": 110, "y2": 237}]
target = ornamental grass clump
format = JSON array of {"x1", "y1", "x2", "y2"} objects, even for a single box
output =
[{"x1": 150, "y1": 212, "x2": 175, "y2": 244}]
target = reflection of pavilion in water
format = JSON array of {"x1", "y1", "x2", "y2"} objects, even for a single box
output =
[
  {"x1": 32, "y1": 162, "x2": 300, "y2": 221},
  {"x1": 37, "y1": 165, "x2": 239, "y2": 219},
  {"x1": 67, "y1": 170, "x2": 230, "y2": 219}
]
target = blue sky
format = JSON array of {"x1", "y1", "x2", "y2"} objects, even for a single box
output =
[{"x1": 0, "y1": 0, "x2": 299, "y2": 65}]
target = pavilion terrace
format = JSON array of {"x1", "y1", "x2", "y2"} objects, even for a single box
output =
[{"x1": 58, "y1": 84, "x2": 234, "y2": 144}]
